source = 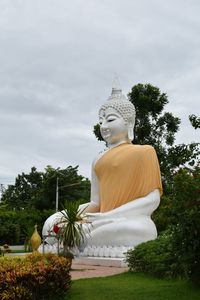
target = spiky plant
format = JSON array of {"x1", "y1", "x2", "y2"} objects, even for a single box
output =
[{"x1": 56, "y1": 201, "x2": 90, "y2": 257}]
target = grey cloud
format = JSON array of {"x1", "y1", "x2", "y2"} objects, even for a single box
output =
[{"x1": 0, "y1": 0, "x2": 199, "y2": 186}]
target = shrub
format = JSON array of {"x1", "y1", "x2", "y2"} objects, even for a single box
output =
[
  {"x1": 126, "y1": 167, "x2": 200, "y2": 285},
  {"x1": 170, "y1": 167, "x2": 200, "y2": 285},
  {"x1": 0, "y1": 253, "x2": 71, "y2": 299},
  {"x1": 126, "y1": 230, "x2": 178, "y2": 278}
]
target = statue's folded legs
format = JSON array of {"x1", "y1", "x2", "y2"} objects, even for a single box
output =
[{"x1": 80, "y1": 189, "x2": 160, "y2": 257}]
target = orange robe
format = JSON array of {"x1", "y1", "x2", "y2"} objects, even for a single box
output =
[{"x1": 94, "y1": 143, "x2": 163, "y2": 212}]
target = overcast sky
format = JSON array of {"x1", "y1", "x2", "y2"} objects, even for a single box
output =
[{"x1": 0, "y1": 0, "x2": 199, "y2": 188}]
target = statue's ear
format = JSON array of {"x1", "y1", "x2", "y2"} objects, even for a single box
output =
[{"x1": 127, "y1": 122, "x2": 134, "y2": 142}]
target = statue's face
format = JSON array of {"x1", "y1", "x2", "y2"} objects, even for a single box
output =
[{"x1": 99, "y1": 107, "x2": 128, "y2": 146}]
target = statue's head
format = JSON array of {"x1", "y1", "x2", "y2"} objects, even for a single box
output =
[{"x1": 99, "y1": 78, "x2": 135, "y2": 146}]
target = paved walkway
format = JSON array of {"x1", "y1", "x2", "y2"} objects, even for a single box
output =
[{"x1": 71, "y1": 262, "x2": 128, "y2": 280}]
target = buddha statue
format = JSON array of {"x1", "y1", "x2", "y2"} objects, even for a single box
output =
[{"x1": 41, "y1": 79, "x2": 162, "y2": 258}]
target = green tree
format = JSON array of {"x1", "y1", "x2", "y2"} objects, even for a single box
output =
[
  {"x1": 128, "y1": 84, "x2": 200, "y2": 191},
  {"x1": 129, "y1": 84, "x2": 180, "y2": 146},
  {"x1": 38, "y1": 165, "x2": 90, "y2": 210},
  {"x1": 1, "y1": 167, "x2": 43, "y2": 210},
  {"x1": 1, "y1": 166, "x2": 90, "y2": 210}
]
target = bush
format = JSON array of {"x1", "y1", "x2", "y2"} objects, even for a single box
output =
[
  {"x1": 171, "y1": 167, "x2": 200, "y2": 285},
  {"x1": 126, "y1": 230, "x2": 178, "y2": 278},
  {"x1": 126, "y1": 167, "x2": 200, "y2": 285},
  {"x1": 0, "y1": 253, "x2": 71, "y2": 299}
]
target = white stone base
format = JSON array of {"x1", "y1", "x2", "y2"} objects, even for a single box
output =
[
  {"x1": 74, "y1": 256, "x2": 127, "y2": 267},
  {"x1": 39, "y1": 243, "x2": 133, "y2": 259},
  {"x1": 79, "y1": 245, "x2": 132, "y2": 258}
]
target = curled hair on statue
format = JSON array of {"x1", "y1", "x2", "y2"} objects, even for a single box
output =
[{"x1": 99, "y1": 100, "x2": 135, "y2": 124}]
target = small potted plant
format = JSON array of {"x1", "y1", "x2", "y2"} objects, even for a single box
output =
[{"x1": 53, "y1": 201, "x2": 90, "y2": 266}]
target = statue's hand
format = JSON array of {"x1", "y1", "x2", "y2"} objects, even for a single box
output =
[{"x1": 85, "y1": 212, "x2": 104, "y2": 219}]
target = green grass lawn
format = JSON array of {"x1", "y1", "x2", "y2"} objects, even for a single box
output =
[{"x1": 66, "y1": 272, "x2": 200, "y2": 300}]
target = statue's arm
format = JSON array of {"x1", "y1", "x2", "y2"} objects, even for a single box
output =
[
  {"x1": 79, "y1": 159, "x2": 100, "y2": 213},
  {"x1": 87, "y1": 189, "x2": 160, "y2": 219}
]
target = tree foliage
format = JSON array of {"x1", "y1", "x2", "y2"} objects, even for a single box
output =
[
  {"x1": 0, "y1": 209, "x2": 51, "y2": 245},
  {"x1": 1, "y1": 166, "x2": 90, "y2": 210},
  {"x1": 129, "y1": 84, "x2": 200, "y2": 191},
  {"x1": 128, "y1": 84, "x2": 179, "y2": 146},
  {"x1": 189, "y1": 114, "x2": 200, "y2": 129}
]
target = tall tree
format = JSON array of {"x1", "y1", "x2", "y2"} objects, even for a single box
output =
[
  {"x1": 128, "y1": 84, "x2": 199, "y2": 191},
  {"x1": 128, "y1": 84, "x2": 180, "y2": 146},
  {"x1": 1, "y1": 167, "x2": 43, "y2": 210},
  {"x1": 39, "y1": 165, "x2": 90, "y2": 210}
]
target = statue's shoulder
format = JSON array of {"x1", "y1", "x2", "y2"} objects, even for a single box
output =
[
  {"x1": 129, "y1": 144, "x2": 155, "y2": 152},
  {"x1": 92, "y1": 149, "x2": 108, "y2": 166},
  {"x1": 128, "y1": 144, "x2": 158, "y2": 164}
]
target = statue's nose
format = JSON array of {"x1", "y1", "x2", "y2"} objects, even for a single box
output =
[{"x1": 101, "y1": 119, "x2": 108, "y2": 129}]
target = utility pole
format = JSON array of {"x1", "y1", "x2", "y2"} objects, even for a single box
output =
[
  {"x1": 56, "y1": 177, "x2": 59, "y2": 212},
  {"x1": 55, "y1": 179, "x2": 81, "y2": 212}
]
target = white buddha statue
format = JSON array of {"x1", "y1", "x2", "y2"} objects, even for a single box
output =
[{"x1": 41, "y1": 79, "x2": 162, "y2": 258}]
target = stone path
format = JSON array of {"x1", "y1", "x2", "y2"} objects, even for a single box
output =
[{"x1": 71, "y1": 262, "x2": 128, "y2": 280}]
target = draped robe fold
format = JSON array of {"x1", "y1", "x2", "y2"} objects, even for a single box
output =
[{"x1": 94, "y1": 143, "x2": 163, "y2": 213}]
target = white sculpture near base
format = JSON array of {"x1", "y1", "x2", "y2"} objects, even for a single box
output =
[{"x1": 41, "y1": 78, "x2": 162, "y2": 258}]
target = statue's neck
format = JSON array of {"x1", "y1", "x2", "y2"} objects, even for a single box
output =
[
  {"x1": 107, "y1": 139, "x2": 130, "y2": 149},
  {"x1": 94, "y1": 140, "x2": 130, "y2": 168}
]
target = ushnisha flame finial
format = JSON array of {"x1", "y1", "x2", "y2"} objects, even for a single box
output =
[
  {"x1": 112, "y1": 74, "x2": 121, "y2": 91},
  {"x1": 108, "y1": 74, "x2": 127, "y2": 101}
]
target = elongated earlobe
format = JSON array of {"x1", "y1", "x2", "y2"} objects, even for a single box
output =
[{"x1": 128, "y1": 124, "x2": 134, "y2": 142}]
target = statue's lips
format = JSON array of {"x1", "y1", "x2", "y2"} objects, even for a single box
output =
[{"x1": 101, "y1": 130, "x2": 111, "y2": 138}]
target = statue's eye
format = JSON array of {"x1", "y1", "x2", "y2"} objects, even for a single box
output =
[{"x1": 107, "y1": 118, "x2": 115, "y2": 122}]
